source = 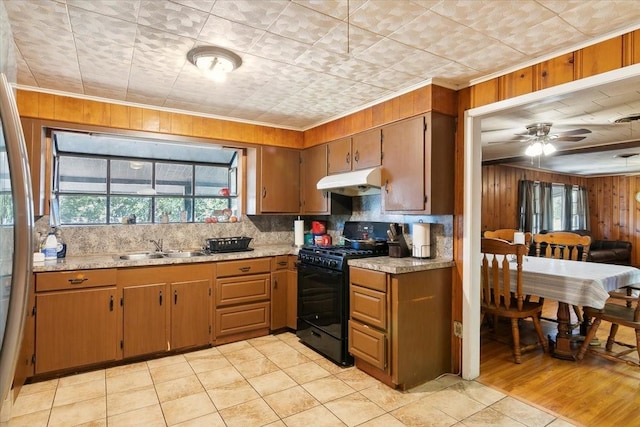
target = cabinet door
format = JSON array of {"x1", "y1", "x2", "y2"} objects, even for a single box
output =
[
  {"x1": 171, "y1": 280, "x2": 211, "y2": 350},
  {"x1": 35, "y1": 288, "x2": 118, "y2": 374},
  {"x1": 122, "y1": 283, "x2": 168, "y2": 358},
  {"x1": 261, "y1": 146, "x2": 300, "y2": 213},
  {"x1": 301, "y1": 144, "x2": 329, "y2": 214},
  {"x1": 352, "y1": 128, "x2": 381, "y2": 170},
  {"x1": 271, "y1": 270, "x2": 288, "y2": 330},
  {"x1": 286, "y1": 268, "x2": 298, "y2": 330},
  {"x1": 348, "y1": 320, "x2": 386, "y2": 370},
  {"x1": 328, "y1": 137, "x2": 352, "y2": 174},
  {"x1": 381, "y1": 116, "x2": 425, "y2": 211}
]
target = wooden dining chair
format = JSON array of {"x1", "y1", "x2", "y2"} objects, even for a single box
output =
[
  {"x1": 484, "y1": 229, "x2": 532, "y2": 253},
  {"x1": 532, "y1": 231, "x2": 592, "y2": 326},
  {"x1": 481, "y1": 238, "x2": 549, "y2": 363},
  {"x1": 576, "y1": 287, "x2": 640, "y2": 366}
]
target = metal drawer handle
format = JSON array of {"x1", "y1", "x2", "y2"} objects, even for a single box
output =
[
  {"x1": 278, "y1": 261, "x2": 287, "y2": 266},
  {"x1": 68, "y1": 276, "x2": 88, "y2": 285},
  {"x1": 239, "y1": 266, "x2": 251, "y2": 272}
]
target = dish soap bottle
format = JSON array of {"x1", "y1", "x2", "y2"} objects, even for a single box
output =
[{"x1": 43, "y1": 231, "x2": 58, "y2": 260}]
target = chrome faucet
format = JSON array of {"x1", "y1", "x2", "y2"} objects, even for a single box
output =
[{"x1": 150, "y1": 239, "x2": 163, "y2": 252}]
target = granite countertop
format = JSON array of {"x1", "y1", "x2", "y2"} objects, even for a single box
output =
[
  {"x1": 33, "y1": 244, "x2": 299, "y2": 272},
  {"x1": 348, "y1": 256, "x2": 455, "y2": 274}
]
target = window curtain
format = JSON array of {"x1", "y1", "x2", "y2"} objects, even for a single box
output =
[
  {"x1": 538, "y1": 181, "x2": 554, "y2": 232},
  {"x1": 518, "y1": 180, "x2": 534, "y2": 232},
  {"x1": 518, "y1": 180, "x2": 590, "y2": 233},
  {"x1": 574, "y1": 185, "x2": 590, "y2": 230},
  {"x1": 561, "y1": 184, "x2": 573, "y2": 230}
]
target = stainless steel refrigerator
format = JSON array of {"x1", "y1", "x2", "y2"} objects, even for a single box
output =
[{"x1": 0, "y1": 72, "x2": 34, "y2": 409}]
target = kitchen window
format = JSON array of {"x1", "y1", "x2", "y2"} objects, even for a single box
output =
[{"x1": 52, "y1": 131, "x2": 239, "y2": 225}]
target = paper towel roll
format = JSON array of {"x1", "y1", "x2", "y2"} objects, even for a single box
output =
[{"x1": 294, "y1": 220, "x2": 304, "y2": 247}]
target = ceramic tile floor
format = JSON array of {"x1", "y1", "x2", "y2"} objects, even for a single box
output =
[{"x1": 4, "y1": 332, "x2": 578, "y2": 427}]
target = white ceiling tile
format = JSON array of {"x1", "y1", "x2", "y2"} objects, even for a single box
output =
[
  {"x1": 267, "y1": 2, "x2": 342, "y2": 45},
  {"x1": 170, "y1": 0, "x2": 215, "y2": 13},
  {"x1": 294, "y1": 0, "x2": 369, "y2": 19},
  {"x1": 249, "y1": 32, "x2": 311, "y2": 63},
  {"x1": 134, "y1": 25, "x2": 195, "y2": 69},
  {"x1": 197, "y1": 14, "x2": 265, "y2": 52},
  {"x1": 390, "y1": 50, "x2": 451, "y2": 78},
  {"x1": 349, "y1": 0, "x2": 428, "y2": 36},
  {"x1": 137, "y1": 0, "x2": 209, "y2": 38},
  {"x1": 456, "y1": 42, "x2": 527, "y2": 73},
  {"x1": 355, "y1": 37, "x2": 423, "y2": 67},
  {"x1": 66, "y1": 0, "x2": 140, "y2": 22},
  {"x1": 500, "y1": 16, "x2": 587, "y2": 56},
  {"x1": 431, "y1": 0, "x2": 556, "y2": 40},
  {"x1": 554, "y1": 1, "x2": 640, "y2": 35},
  {"x1": 362, "y1": 68, "x2": 424, "y2": 91},
  {"x1": 210, "y1": 0, "x2": 288, "y2": 30},
  {"x1": 313, "y1": 22, "x2": 382, "y2": 56},
  {"x1": 329, "y1": 57, "x2": 386, "y2": 82},
  {"x1": 4, "y1": 0, "x2": 70, "y2": 33},
  {"x1": 68, "y1": 6, "x2": 138, "y2": 47},
  {"x1": 295, "y1": 47, "x2": 350, "y2": 73}
]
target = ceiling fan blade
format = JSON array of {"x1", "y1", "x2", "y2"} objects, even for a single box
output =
[
  {"x1": 553, "y1": 136, "x2": 586, "y2": 142},
  {"x1": 555, "y1": 128, "x2": 592, "y2": 136}
]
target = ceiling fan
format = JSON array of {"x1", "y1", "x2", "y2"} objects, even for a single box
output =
[{"x1": 512, "y1": 123, "x2": 592, "y2": 156}]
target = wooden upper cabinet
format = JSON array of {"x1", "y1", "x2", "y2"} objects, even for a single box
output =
[
  {"x1": 352, "y1": 128, "x2": 381, "y2": 170},
  {"x1": 500, "y1": 66, "x2": 534, "y2": 100},
  {"x1": 328, "y1": 131, "x2": 381, "y2": 175},
  {"x1": 301, "y1": 143, "x2": 329, "y2": 214},
  {"x1": 535, "y1": 53, "x2": 575, "y2": 90},
  {"x1": 578, "y1": 36, "x2": 624, "y2": 79},
  {"x1": 259, "y1": 146, "x2": 301, "y2": 213},
  {"x1": 381, "y1": 113, "x2": 455, "y2": 214},
  {"x1": 328, "y1": 137, "x2": 352, "y2": 174}
]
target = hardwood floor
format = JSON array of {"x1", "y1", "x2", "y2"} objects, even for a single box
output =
[{"x1": 478, "y1": 300, "x2": 640, "y2": 427}]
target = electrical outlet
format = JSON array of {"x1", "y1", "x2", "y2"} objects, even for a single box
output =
[{"x1": 453, "y1": 321, "x2": 463, "y2": 338}]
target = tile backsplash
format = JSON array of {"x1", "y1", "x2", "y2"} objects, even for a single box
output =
[{"x1": 35, "y1": 194, "x2": 453, "y2": 258}]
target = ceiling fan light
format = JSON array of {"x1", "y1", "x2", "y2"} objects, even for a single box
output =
[
  {"x1": 525, "y1": 141, "x2": 543, "y2": 156},
  {"x1": 543, "y1": 142, "x2": 556, "y2": 155}
]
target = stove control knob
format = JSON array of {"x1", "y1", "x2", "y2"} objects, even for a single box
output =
[{"x1": 329, "y1": 260, "x2": 338, "y2": 268}]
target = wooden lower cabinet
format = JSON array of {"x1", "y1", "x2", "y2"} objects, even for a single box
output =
[
  {"x1": 171, "y1": 279, "x2": 211, "y2": 350},
  {"x1": 271, "y1": 256, "x2": 288, "y2": 331},
  {"x1": 286, "y1": 255, "x2": 298, "y2": 330},
  {"x1": 122, "y1": 283, "x2": 167, "y2": 358},
  {"x1": 35, "y1": 287, "x2": 118, "y2": 374},
  {"x1": 348, "y1": 266, "x2": 452, "y2": 390},
  {"x1": 215, "y1": 258, "x2": 271, "y2": 343},
  {"x1": 119, "y1": 264, "x2": 213, "y2": 358}
]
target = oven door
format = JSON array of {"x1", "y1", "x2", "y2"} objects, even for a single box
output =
[{"x1": 297, "y1": 263, "x2": 345, "y2": 340}]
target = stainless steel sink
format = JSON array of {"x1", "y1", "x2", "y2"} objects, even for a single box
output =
[
  {"x1": 163, "y1": 250, "x2": 206, "y2": 258},
  {"x1": 119, "y1": 252, "x2": 165, "y2": 260}
]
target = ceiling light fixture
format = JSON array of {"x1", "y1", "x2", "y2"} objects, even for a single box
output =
[
  {"x1": 523, "y1": 122, "x2": 557, "y2": 157},
  {"x1": 186, "y1": 46, "x2": 242, "y2": 83}
]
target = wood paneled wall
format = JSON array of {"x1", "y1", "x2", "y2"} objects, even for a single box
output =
[
  {"x1": 16, "y1": 90, "x2": 303, "y2": 148},
  {"x1": 481, "y1": 165, "x2": 588, "y2": 233},
  {"x1": 482, "y1": 165, "x2": 640, "y2": 266},
  {"x1": 588, "y1": 175, "x2": 640, "y2": 266}
]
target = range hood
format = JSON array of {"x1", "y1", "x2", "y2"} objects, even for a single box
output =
[{"x1": 316, "y1": 167, "x2": 381, "y2": 197}]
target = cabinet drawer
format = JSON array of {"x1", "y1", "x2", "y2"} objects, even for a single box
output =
[
  {"x1": 350, "y1": 267, "x2": 387, "y2": 292},
  {"x1": 348, "y1": 320, "x2": 386, "y2": 370},
  {"x1": 216, "y1": 273, "x2": 270, "y2": 306},
  {"x1": 215, "y1": 301, "x2": 270, "y2": 337},
  {"x1": 36, "y1": 269, "x2": 117, "y2": 292},
  {"x1": 216, "y1": 258, "x2": 271, "y2": 278},
  {"x1": 350, "y1": 285, "x2": 386, "y2": 330},
  {"x1": 272, "y1": 255, "x2": 289, "y2": 271}
]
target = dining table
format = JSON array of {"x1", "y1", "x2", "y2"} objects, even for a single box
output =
[{"x1": 504, "y1": 256, "x2": 640, "y2": 360}]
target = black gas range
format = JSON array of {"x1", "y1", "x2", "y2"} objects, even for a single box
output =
[{"x1": 296, "y1": 222, "x2": 390, "y2": 366}]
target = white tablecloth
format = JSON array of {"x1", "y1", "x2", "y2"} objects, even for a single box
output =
[{"x1": 494, "y1": 256, "x2": 640, "y2": 309}]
